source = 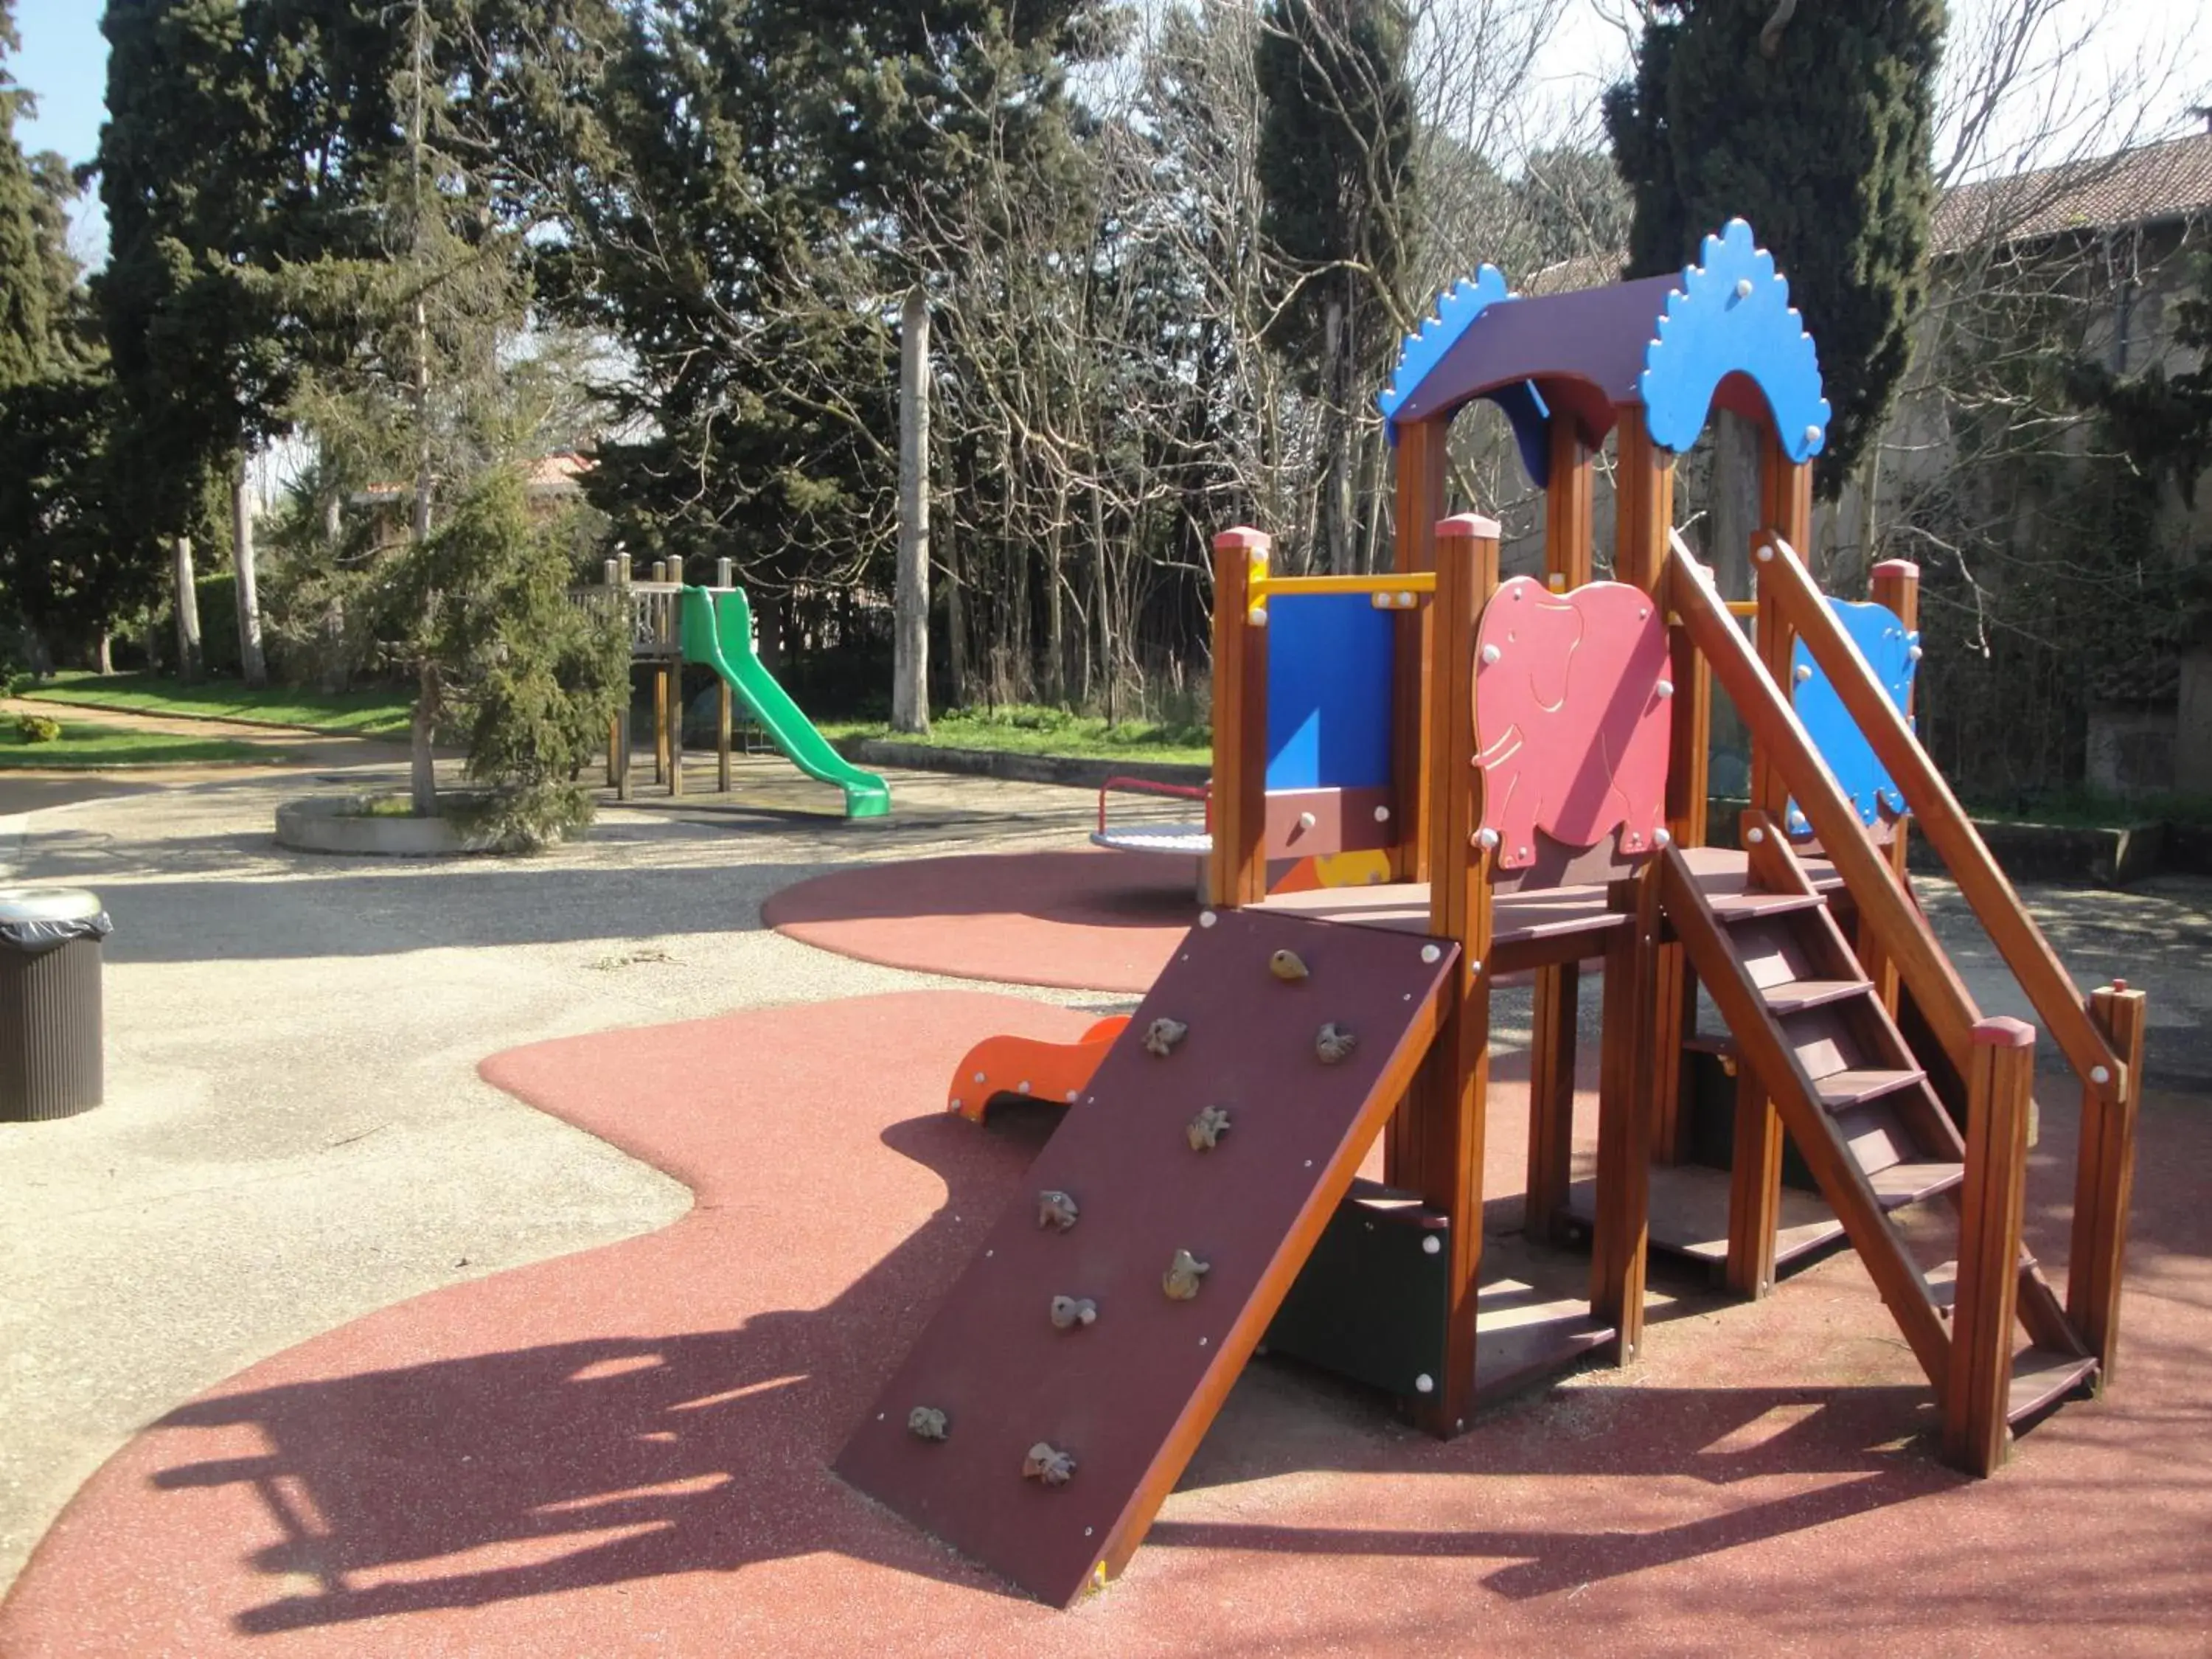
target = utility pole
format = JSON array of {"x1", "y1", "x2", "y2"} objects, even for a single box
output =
[{"x1": 894, "y1": 285, "x2": 931, "y2": 735}]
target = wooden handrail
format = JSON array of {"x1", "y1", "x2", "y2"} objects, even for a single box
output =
[
  {"x1": 1756, "y1": 535, "x2": 2126, "y2": 1106},
  {"x1": 1665, "y1": 537, "x2": 1984, "y2": 1080}
]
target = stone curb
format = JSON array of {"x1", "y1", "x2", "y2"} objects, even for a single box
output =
[{"x1": 835, "y1": 738, "x2": 1209, "y2": 792}]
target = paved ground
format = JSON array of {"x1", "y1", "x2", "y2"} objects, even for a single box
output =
[
  {"x1": 0, "y1": 745, "x2": 1134, "y2": 1593},
  {"x1": 0, "y1": 738, "x2": 2206, "y2": 1624},
  {"x1": 6, "y1": 995, "x2": 2211, "y2": 1655}
]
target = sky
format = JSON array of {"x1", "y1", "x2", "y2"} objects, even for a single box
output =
[
  {"x1": 10, "y1": 0, "x2": 108, "y2": 265},
  {"x1": 7, "y1": 0, "x2": 2208, "y2": 272}
]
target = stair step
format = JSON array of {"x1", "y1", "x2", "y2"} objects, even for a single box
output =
[
  {"x1": 1814, "y1": 1067, "x2": 1926, "y2": 1110},
  {"x1": 1761, "y1": 977, "x2": 1874, "y2": 1015},
  {"x1": 2009, "y1": 1348, "x2": 2100, "y2": 1425},
  {"x1": 1708, "y1": 891, "x2": 1831, "y2": 922},
  {"x1": 1867, "y1": 1161, "x2": 1965, "y2": 1208}
]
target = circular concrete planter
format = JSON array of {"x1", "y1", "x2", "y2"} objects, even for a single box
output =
[{"x1": 276, "y1": 794, "x2": 510, "y2": 858}]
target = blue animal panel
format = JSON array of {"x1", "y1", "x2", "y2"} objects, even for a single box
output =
[
  {"x1": 1784, "y1": 598, "x2": 1920, "y2": 835},
  {"x1": 1265, "y1": 593, "x2": 1396, "y2": 792}
]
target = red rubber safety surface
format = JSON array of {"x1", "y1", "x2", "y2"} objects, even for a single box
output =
[
  {"x1": 4, "y1": 993, "x2": 2210, "y2": 1656},
  {"x1": 762, "y1": 848, "x2": 1199, "y2": 992}
]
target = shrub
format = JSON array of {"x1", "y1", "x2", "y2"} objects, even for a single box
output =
[{"x1": 14, "y1": 713, "x2": 62, "y2": 743}]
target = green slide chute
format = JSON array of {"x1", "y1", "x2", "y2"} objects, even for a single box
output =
[{"x1": 678, "y1": 586, "x2": 891, "y2": 819}]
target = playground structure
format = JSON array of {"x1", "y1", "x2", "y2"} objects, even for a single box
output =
[
  {"x1": 837, "y1": 220, "x2": 2149, "y2": 1606},
  {"x1": 577, "y1": 557, "x2": 889, "y2": 819}
]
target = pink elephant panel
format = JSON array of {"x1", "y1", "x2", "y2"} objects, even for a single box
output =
[{"x1": 1472, "y1": 577, "x2": 1673, "y2": 872}]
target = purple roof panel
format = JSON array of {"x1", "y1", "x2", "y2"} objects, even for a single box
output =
[{"x1": 1385, "y1": 274, "x2": 1680, "y2": 440}]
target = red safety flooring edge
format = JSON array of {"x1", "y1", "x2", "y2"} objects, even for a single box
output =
[
  {"x1": 762, "y1": 849, "x2": 1198, "y2": 992},
  {"x1": 4, "y1": 992, "x2": 2210, "y2": 1657}
]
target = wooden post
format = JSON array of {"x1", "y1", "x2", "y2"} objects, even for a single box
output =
[
  {"x1": 1526, "y1": 425, "x2": 1597, "y2": 1192},
  {"x1": 1391, "y1": 420, "x2": 1448, "y2": 883},
  {"x1": 669, "y1": 664, "x2": 685, "y2": 797},
  {"x1": 2069, "y1": 982, "x2": 2149, "y2": 1386},
  {"x1": 1545, "y1": 423, "x2": 1594, "y2": 589},
  {"x1": 1864, "y1": 558, "x2": 1921, "y2": 1012},
  {"x1": 1724, "y1": 1057, "x2": 1782, "y2": 1298},
  {"x1": 1208, "y1": 527, "x2": 1270, "y2": 910},
  {"x1": 1591, "y1": 863, "x2": 1658, "y2": 1361},
  {"x1": 1524, "y1": 961, "x2": 1578, "y2": 1245},
  {"x1": 1407, "y1": 512, "x2": 1497, "y2": 1435},
  {"x1": 653, "y1": 661, "x2": 669, "y2": 786},
  {"x1": 718, "y1": 682, "x2": 734, "y2": 793},
  {"x1": 1615, "y1": 408, "x2": 1694, "y2": 1162},
  {"x1": 1751, "y1": 433, "x2": 1812, "y2": 819},
  {"x1": 1945, "y1": 1015, "x2": 2038, "y2": 1476}
]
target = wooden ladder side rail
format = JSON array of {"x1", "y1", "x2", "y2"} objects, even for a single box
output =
[
  {"x1": 1665, "y1": 542, "x2": 1984, "y2": 1078},
  {"x1": 1945, "y1": 1016, "x2": 2039, "y2": 1475},
  {"x1": 1756, "y1": 535, "x2": 2127, "y2": 1110},
  {"x1": 1208, "y1": 527, "x2": 1271, "y2": 909},
  {"x1": 2070, "y1": 983, "x2": 2149, "y2": 1382},
  {"x1": 1656, "y1": 846, "x2": 1954, "y2": 1390}
]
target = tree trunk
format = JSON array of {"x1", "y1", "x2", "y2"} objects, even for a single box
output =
[
  {"x1": 95, "y1": 630, "x2": 113, "y2": 675},
  {"x1": 1323, "y1": 292, "x2": 1352, "y2": 574},
  {"x1": 173, "y1": 535, "x2": 203, "y2": 683},
  {"x1": 233, "y1": 460, "x2": 268, "y2": 687},
  {"x1": 411, "y1": 656, "x2": 439, "y2": 816},
  {"x1": 945, "y1": 515, "x2": 968, "y2": 707},
  {"x1": 894, "y1": 285, "x2": 931, "y2": 734}
]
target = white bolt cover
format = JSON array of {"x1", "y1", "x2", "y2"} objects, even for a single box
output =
[
  {"x1": 1199, "y1": 911, "x2": 1218, "y2": 928},
  {"x1": 1374, "y1": 804, "x2": 1391, "y2": 822},
  {"x1": 1655, "y1": 678, "x2": 1674, "y2": 698},
  {"x1": 1422, "y1": 1235, "x2": 1441, "y2": 1256},
  {"x1": 1421, "y1": 944, "x2": 1442, "y2": 964},
  {"x1": 1746, "y1": 827, "x2": 1766, "y2": 844},
  {"x1": 1795, "y1": 664, "x2": 1814, "y2": 683},
  {"x1": 1248, "y1": 605, "x2": 1269, "y2": 627},
  {"x1": 1414, "y1": 1374, "x2": 1436, "y2": 1394},
  {"x1": 2091, "y1": 1065, "x2": 2111, "y2": 1085},
  {"x1": 1298, "y1": 811, "x2": 1317, "y2": 830},
  {"x1": 1804, "y1": 425, "x2": 1822, "y2": 447},
  {"x1": 1480, "y1": 643, "x2": 1503, "y2": 666},
  {"x1": 1653, "y1": 828, "x2": 1672, "y2": 847},
  {"x1": 1735, "y1": 278, "x2": 1754, "y2": 299},
  {"x1": 1476, "y1": 827, "x2": 1500, "y2": 849}
]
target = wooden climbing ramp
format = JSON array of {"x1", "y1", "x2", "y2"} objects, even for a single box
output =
[{"x1": 834, "y1": 909, "x2": 1457, "y2": 1605}]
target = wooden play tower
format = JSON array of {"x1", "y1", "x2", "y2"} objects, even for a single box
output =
[{"x1": 836, "y1": 221, "x2": 2149, "y2": 1605}]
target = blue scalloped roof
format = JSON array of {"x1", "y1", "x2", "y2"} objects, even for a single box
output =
[
  {"x1": 1641, "y1": 220, "x2": 1831, "y2": 461},
  {"x1": 1378, "y1": 268, "x2": 1551, "y2": 484},
  {"x1": 1379, "y1": 268, "x2": 1513, "y2": 427}
]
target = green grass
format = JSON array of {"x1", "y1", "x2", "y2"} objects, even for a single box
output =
[
  {"x1": 18, "y1": 671, "x2": 414, "y2": 740},
  {"x1": 0, "y1": 720, "x2": 271, "y2": 769},
  {"x1": 1961, "y1": 787, "x2": 2212, "y2": 830},
  {"x1": 821, "y1": 703, "x2": 1212, "y2": 767}
]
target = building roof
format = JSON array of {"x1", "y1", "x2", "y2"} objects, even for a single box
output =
[{"x1": 1935, "y1": 132, "x2": 2212, "y2": 251}]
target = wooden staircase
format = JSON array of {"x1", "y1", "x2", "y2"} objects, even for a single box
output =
[{"x1": 1658, "y1": 818, "x2": 2099, "y2": 1461}]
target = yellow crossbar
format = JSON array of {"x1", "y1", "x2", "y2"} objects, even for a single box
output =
[{"x1": 1248, "y1": 571, "x2": 1437, "y2": 613}]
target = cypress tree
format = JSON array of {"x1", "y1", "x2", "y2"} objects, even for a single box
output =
[{"x1": 1604, "y1": 0, "x2": 1944, "y2": 495}]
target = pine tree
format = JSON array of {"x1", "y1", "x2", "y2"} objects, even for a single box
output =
[{"x1": 1604, "y1": 0, "x2": 1944, "y2": 495}]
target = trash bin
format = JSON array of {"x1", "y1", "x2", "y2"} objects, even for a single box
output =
[{"x1": 0, "y1": 887, "x2": 111, "y2": 1122}]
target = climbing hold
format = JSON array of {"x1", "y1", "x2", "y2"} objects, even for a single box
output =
[
  {"x1": 1186, "y1": 1105, "x2": 1232, "y2": 1151},
  {"x1": 1315, "y1": 1023, "x2": 1359, "y2": 1065},
  {"x1": 1162, "y1": 1249, "x2": 1211, "y2": 1301},
  {"x1": 908, "y1": 1406, "x2": 950, "y2": 1441},
  {"x1": 1269, "y1": 949, "x2": 1310, "y2": 982},
  {"x1": 1143, "y1": 1018, "x2": 1189, "y2": 1057},
  {"x1": 1050, "y1": 1295, "x2": 1099, "y2": 1331},
  {"x1": 1037, "y1": 1189, "x2": 1080, "y2": 1231},
  {"x1": 1023, "y1": 1443, "x2": 1077, "y2": 1486}
]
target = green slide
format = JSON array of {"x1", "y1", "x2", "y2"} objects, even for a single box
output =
[{"x1": 678, "y1": 586, "x2": 891, "y2": 819}]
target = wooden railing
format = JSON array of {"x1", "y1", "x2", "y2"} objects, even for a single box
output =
[
  {"x1": 1752, "y1": 535, "x2": 2126, "y2": 1110},
  {"x1": 1666, "y1": 537, "x2": 1985, "y2": 1081}
]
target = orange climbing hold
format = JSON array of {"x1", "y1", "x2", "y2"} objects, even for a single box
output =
[{"x1": 946, "y1": 1017, "x2": 1130, "y2": 1122}]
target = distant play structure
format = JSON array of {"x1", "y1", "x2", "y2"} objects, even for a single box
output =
[
  {"x1": 838, "y1": 220, "x2": 2149, "y2": 1605},
  {"x1": 582, "y1": 557, "x2": 890, "y2": 819}
]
